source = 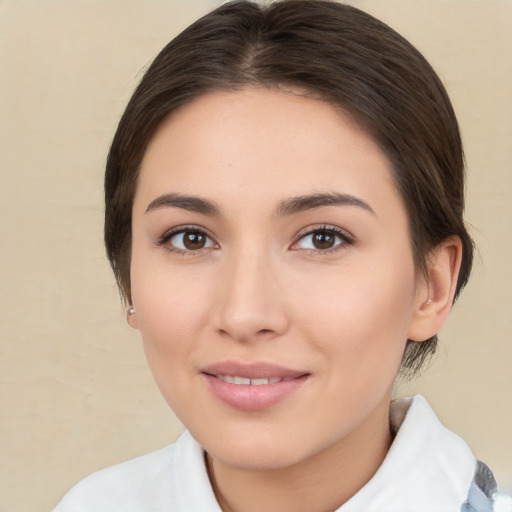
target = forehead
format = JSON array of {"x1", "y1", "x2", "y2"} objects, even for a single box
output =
[{"x1": 135, "y1": 87, "x2": 403, "y2": 220}]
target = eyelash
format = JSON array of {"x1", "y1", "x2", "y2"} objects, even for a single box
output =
[
  {"x1": 156, "y1": 224, "x2": 354, "y2": 255},
  {"x1": 156, "y1": 225, "x2": 218, "y2": 256},
  {"x1": 292, "y1": 224, "x2": 354, "y2": 254}
]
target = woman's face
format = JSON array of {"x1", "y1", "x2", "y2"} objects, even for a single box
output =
[{"x1": 130, "y1": 88, "x2": 428, "y2": 470}]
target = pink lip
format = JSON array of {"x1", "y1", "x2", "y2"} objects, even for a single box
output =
[
  {"x1": 202, "y1": 361, "x2": 306, "y2": 380},
  {"x1": 201, "y1": 361, "x2": 309, "y2": 411}
]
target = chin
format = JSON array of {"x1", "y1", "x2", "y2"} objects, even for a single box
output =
[
  {"x1": 199, "y1": 424, "x2": 326, "y2": 472},
  {"x1": 210, "y1": 445, "x2": 305, "y2": 472}
]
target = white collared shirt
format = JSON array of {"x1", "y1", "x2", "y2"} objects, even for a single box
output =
[{"x1": 53, "y1": 395, "x2": 497, "y2": 512}]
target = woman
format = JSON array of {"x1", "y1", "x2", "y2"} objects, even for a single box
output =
[{"x1": 54, "y1": 1, "x2": 510, "y2": 510}]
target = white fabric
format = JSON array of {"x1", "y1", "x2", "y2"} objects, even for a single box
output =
[
  {"x1": 53, "y1": 395, "x2": 477, "y2": 512},
  {"x1": 341, "y1": 395, "x2": 475, "y2": 511}
]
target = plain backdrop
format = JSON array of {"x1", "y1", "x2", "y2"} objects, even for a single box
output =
[{"x1": 0, "y1": 1, "x2": 511, "y2": 511}]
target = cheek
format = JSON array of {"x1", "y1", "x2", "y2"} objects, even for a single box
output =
[
  {"x1": 130, "y1": 255, "x2": 213, "y2": 360},
  {"x1": 129, "y1": 261, "x2": 215, "y2": 414},
  {"x1": 293, "y1": 257, "x2": 417, "y2": 366},
  {"x1": 293, "y1": 269, "x2": 415, "y2": 425}
]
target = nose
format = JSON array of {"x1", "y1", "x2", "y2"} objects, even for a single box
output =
[{"x1": 213, "y1": 248, "x2": 290, "y2": 343}]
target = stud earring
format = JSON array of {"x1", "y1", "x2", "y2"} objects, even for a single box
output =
[{"x1": 126, "y1": 306, "x2": 137, "y2": 328}]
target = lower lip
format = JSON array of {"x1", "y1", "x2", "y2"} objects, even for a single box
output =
[{"x1": 203, "y1": 374, "x2": 308, "y2": 411}]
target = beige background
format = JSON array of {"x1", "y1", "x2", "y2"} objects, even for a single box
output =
[{"x1": 0, "y1": 1, "x2": 510, "y2": 511}]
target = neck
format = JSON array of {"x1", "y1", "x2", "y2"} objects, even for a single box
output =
[{"x1": 207, "y1": 399, "x2": 393, "y2": 512}]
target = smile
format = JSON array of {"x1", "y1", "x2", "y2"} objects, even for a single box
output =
[
  {"x1": 214, "y1": 375, "x2": 290, "y2": 385},
  {"x1": 201, "y1": 361, "x2": 309, "y2": 411}
]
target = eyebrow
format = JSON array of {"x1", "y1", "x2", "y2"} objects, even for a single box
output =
[
  {"x1": 275, "y1": 192, "x2": 375, "y2": 217},
  {"x1": 145, "y1": 191, "x2": 375, "y2": 217},
  {"x1": 145, "y1": 193, "x2": 220, "y2": 216}
]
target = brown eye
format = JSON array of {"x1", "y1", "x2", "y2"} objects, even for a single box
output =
[
  {"x1": 294, "y1": 226, "x2": 351, "y2": 252},
  {"x1": 312, "y1": 232, "x2": 336, "y2": 250},
  {"x1": 183, "y1": 231, "x2": 207, "y2": 250},
  {"x1": 166, "y1": 229, "x2": 216, "y2": 252}
]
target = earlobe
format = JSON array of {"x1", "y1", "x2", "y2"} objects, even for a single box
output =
[
  {"x1": 408, "y1": 236, "x2": 463, "y2": 342},
  {"x1": 126, "y1": 306, "x2": 138, "y2": 329}
]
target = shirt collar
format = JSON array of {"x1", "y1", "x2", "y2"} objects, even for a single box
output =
[{"x1": 339, "y1": 395, "x2": 476, "y2": 511}]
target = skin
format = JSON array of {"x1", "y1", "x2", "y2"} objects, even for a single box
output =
[{"x1": 128, "y1": 88, "x2": 461, "y2": 512}]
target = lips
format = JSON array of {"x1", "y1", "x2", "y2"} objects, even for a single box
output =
[
  {"x1": 202, "y1": 361, "x2": 307, "y2": 379},
  {"x1": 201, "y1": 361, "x2": 309, "y2": 411}
]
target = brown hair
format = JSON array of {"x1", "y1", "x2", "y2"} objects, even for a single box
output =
[{"x1": 104, "y1": 0, "x2": 473, "y2": 375}]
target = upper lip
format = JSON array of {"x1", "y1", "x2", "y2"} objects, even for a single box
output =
[{"x1": 201, "y1": 361, "x2": 308, "y2": 380}]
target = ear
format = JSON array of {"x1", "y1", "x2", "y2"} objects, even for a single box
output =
[
  {"x1": 408, "y1": 236, "x2": 463, "y2": 342},
  {"x1": 126, "y1": 306, "x2": 139, "y2": 329}
]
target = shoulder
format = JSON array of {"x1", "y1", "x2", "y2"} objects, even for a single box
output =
[
  {"x1": 389, "y1": 396, "x2": 511, "y2": 512},
  {"x1": 461, "y1": 461, "x2": 512, "y2": 512},
  {"x1": 52, "y1": 444, "x2": 175, "y2": 512},
  {"x1": 52, "y1": 431, "x2": 220, "y2": 512}
]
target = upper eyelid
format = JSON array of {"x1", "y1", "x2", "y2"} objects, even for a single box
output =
[
  {"x1": 288, "y1": 225, "x2": 355, "y2": 254},
  {"x1": 161, "y1": 224, "x2": 213, "y2": 238},
  {"x1": 157, "y1": 224, "x2": 218, "y2": 247},
  {"x1": 294, "y1": 224, "x2": 354, "y2": 241}
]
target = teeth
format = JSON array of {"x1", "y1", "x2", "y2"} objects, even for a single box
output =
[
  {"x1": 233, "y1": 376, "x2": 251, "y2": 385},
  {"x1": 217, "y1": 375, "x2": 283, "y2": 385},
  {"x1": 251, "y1": 378, "x2": 270, "y2": 385}
]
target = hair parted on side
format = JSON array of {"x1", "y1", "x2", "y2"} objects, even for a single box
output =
[{"x1": 104, "y1": 0, "x2": 474, "y2": 376}]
